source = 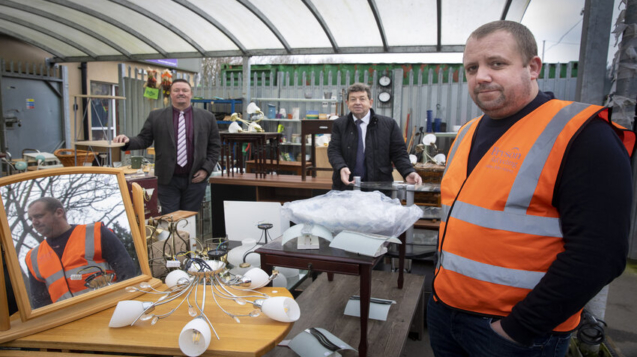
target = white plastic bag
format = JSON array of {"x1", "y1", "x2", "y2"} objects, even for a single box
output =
[{"x1": 282, "y1": 190, "x2": 422, "y2": 238}]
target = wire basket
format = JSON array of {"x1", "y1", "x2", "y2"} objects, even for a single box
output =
[{"x1": 53, "y1": 149, "x2": 96, "y2": 167}]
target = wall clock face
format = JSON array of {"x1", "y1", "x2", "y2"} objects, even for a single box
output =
[
  {"x1": 378, "y1": 91, "x2": 391, "y2": 103},
  {"x1": 379, "y1": 75, "x2": 391, "y2": 87}
]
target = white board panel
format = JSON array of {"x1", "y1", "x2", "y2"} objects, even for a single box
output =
[{"x1": 224, "y1": 201, "x2": 289, "y2": 242}]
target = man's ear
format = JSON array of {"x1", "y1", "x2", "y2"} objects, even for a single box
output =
[{"x1": 528, "y1": 56, "x2": 542, "y2": 80}]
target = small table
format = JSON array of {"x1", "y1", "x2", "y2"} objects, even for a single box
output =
[
  {"x1": 256, "y1": 237, "x2": 385, "y2": 357},
  {"x1": 220, "y1": 132, "x2": 281, "y2": 178},
  {"x1": 301, "y1": 120, "x2": 333, "y2": 181}
]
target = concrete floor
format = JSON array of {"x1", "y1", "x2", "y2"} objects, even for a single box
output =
[{"x1": 398, "y1": 260, "x2": 637, "y2": 357}]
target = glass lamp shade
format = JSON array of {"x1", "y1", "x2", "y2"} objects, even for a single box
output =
[
  {"x1": 259, "y1": 297, "x2": 301, "y2": 323},
  {"x1": 433, "y1": 153, "x2": 446, "y2": 165},
  {"x1": 178, "y1": 318, "x2": 212, "y2": 357},
  {"x1": 228, "y1": 121, "x2": 242, "y2": 133},
  {"x1": 423, "y1": 134, "x2": 437, "y2": 146},
  {"x1": 242, "y1": 268, "x2": 270, "y2": 289},
  {"x1": 165, "y1": 270, "x2": 190, "y2": 288},
  {"x1": 109, "y1": 300, "x2": 154, "y2": 327}
]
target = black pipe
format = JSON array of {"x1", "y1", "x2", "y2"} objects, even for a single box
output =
[{"x1": 80, "y1": 62, "x2": 88, "y2": 140}]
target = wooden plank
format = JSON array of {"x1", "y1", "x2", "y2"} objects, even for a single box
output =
[
  {"x1": 265, "y1": 271, "x2": 425, "y2": 357},
  {"x1": 209, "y1": 173, "x2": 333, "y2": 190}
]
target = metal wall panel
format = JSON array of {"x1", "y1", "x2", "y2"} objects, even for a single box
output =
[
  {"x1": 121, "y1": 63, "x2": 578, "y2": 155},
  {"x1": 1, "y1": 59, "x2": 65, "y2": 162}
]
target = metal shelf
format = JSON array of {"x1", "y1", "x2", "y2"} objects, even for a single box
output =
[
  {"x1": 255, "y1": 98, "x2": 339, "y2": 103},
  {"x1": 260, "y1": 118, "x2": 302, "y2": 122}
]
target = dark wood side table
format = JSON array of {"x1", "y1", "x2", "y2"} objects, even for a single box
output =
[
  {"x1": 300, "y1": 120, "x2": 333, "y2": 181},
  {"x1": 220, "y1": 132, "x2": 281, "y2": 178},
  {"x1": 256, "y1": 237, "x2": 384, "y2": 357}
]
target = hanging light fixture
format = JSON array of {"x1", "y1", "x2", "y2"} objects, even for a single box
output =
[{"x1": 110, "y1": 257, "x2": 301, "y2": 357}]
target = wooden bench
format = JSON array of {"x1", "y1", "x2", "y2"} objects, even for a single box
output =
[{"x1": 264, "y1": 270, "x2": 426, "y2": 357}]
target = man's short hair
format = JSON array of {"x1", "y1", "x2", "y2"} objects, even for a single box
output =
[
  {"x1": 28, "y1": 197, "x2": 65, "y2": 214},
  {"x1": 347, "y1": 83, "x2": 372, "y2": 101},
  {"x1": 468, "y1": 20, "x2": 538, "y2": 64},
  {"x1": 171, "y1": 78, "x2": 192, "y2": 89}
]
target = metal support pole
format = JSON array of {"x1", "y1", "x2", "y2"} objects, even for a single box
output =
[
  {"x1": 241, "y1": 56, "x2": 251, "y2": 120},
  {"x1": 575, "y1": 0, "x2": 614, "y2": 105}
]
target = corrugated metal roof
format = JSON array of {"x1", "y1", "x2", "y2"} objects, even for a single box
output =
[{"x1": 0, "y1": 0, "x2": 530, "y2": 63}]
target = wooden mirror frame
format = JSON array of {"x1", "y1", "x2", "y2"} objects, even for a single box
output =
[{"x1": 0, "y1": 167, "x2": 160, "y2": 343}]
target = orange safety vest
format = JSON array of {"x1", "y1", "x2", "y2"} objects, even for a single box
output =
[
  {"x1": 26, "y1": 223, "x2": 114, "y2": 303},
  {"x1": 434, "y1": 100, "x2": 635, "y2": 332}
]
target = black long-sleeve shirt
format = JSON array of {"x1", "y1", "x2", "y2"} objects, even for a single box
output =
[
  {"x1": 467, "y1": 91, "x2": 632, "y2": 344},
  {"x1": 29, "y1": 224, "x2": 138, "y2": 309}
]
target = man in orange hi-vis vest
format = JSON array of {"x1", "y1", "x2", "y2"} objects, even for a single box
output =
[
  {"x1": 427, "y1": 21, "x2": 634, "y2": 357},
  {"x1": 26, "y1": 197, "x2": 137, "y2": 308}
]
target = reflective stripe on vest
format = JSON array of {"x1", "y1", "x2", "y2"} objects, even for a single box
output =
[
  {"x1": 444, "y1": 120, "x2": 475, "y2": 177},
  {"x1": 27, "y1": 223, "x2": 112, "y2": 303},
  {"x1": 434, "y1": 101, "x2": 618, "y2": 332}
]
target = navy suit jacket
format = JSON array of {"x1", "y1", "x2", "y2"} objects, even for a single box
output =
[{"x1": 124, "y1": 106, "x2": 221, "y2": 185}]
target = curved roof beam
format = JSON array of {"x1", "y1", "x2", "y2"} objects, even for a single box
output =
[
  {"x1": 236, "y1": 0, "x2": 292, "y2": 54},
  {"x1": 367, "y1": 0, "x2": 388, "y2": 52},
  {"x1": 501, "y1": 0, "x2": 513, "y2": 20},
  {"x1": 0, "y1": 0, "x2": 132, "y2": 59},
  {"x1": 173, "y1": 0, "x2": 248, "y2": 55},
  {"x1": 0, "y1": 13, "x2": 97, "y2": 60},
  {"x1": 302, "y1": 0, "x2": 340, "y2": 53},
  {"x1": 0, "y1": 28, "x2": 66, "y2": 60},
  {"x1": 109, "y1": 0, "x2": 206, "y2": 57},
  {"x1": 47, "y1": 0, "x2": 168, "y2": 58}
]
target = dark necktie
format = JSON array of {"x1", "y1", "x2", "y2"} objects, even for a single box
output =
[{"x1": 354, "y1": 119, "x2": 366, "y2": 179}]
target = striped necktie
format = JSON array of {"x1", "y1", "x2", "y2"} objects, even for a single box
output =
[{"x1": 177, "y1": 111, "x2": 187, "y2": 167}]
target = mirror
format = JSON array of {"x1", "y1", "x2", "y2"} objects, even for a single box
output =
[{"x1": 0, "y1": 167, "x2": 158, "y2": 343}]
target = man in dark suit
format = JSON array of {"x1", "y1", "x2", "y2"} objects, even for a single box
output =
[
  {"x1": 328, "y1": 82, "x2": 422, "y2": 190},
  {"x1": 114, "y1": 79, "x2": 221, "y2": 214}
]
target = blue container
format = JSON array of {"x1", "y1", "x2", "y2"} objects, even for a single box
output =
[
  {"x1": 267, "y1": 104, "x2": 276, "y2": 119},
  {"x1": 426, "y1": 110, "x2": 433, "y2": 133},
  {"x1": 434, "y1": 118, "x2": 442, "y2": 132}
]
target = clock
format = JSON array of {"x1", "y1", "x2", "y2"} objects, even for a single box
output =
[
  {"x1": 379, "y1": 75, "x2": 391, "y2": 87},
  {"x1": 378, "y1": 91, "x2": 392, "y2": 103}
]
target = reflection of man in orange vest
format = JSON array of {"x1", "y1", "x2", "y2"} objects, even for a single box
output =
[
  {"x1": 428, "y1": 21, "x2": 635, "y2": 357},
  {"x1": 25, "y1": 197, "x2": 137, "y2": 309}
]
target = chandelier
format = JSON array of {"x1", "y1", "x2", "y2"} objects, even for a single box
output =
[{"x1": 109, "y1": 257, "x2": 300, "y2": 356}]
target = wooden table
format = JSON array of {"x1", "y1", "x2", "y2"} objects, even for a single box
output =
[
  {"x1": 256, "y1": 237, "x2": 395, "y2": 357},
  {"x1": 264, "y1": 271, "x2": 426, "y2": 357},
  {"x1": 245, "y1": 160, "x2": 312, "y2": 176},
  {"x1": 0, "y1": 286, "x2": 294, "y2": 356},
  {"x1": 220, "y1": 132, "x2": 281, "y2": 178}
]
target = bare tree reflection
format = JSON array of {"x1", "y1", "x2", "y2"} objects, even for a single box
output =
[{"x1": 0, "y1": 173, "x2": 135, "y2": 283}]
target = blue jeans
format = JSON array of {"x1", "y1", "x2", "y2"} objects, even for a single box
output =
[{"x1": 427, "y1": 296, "x2": 571, "y2": 357}]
